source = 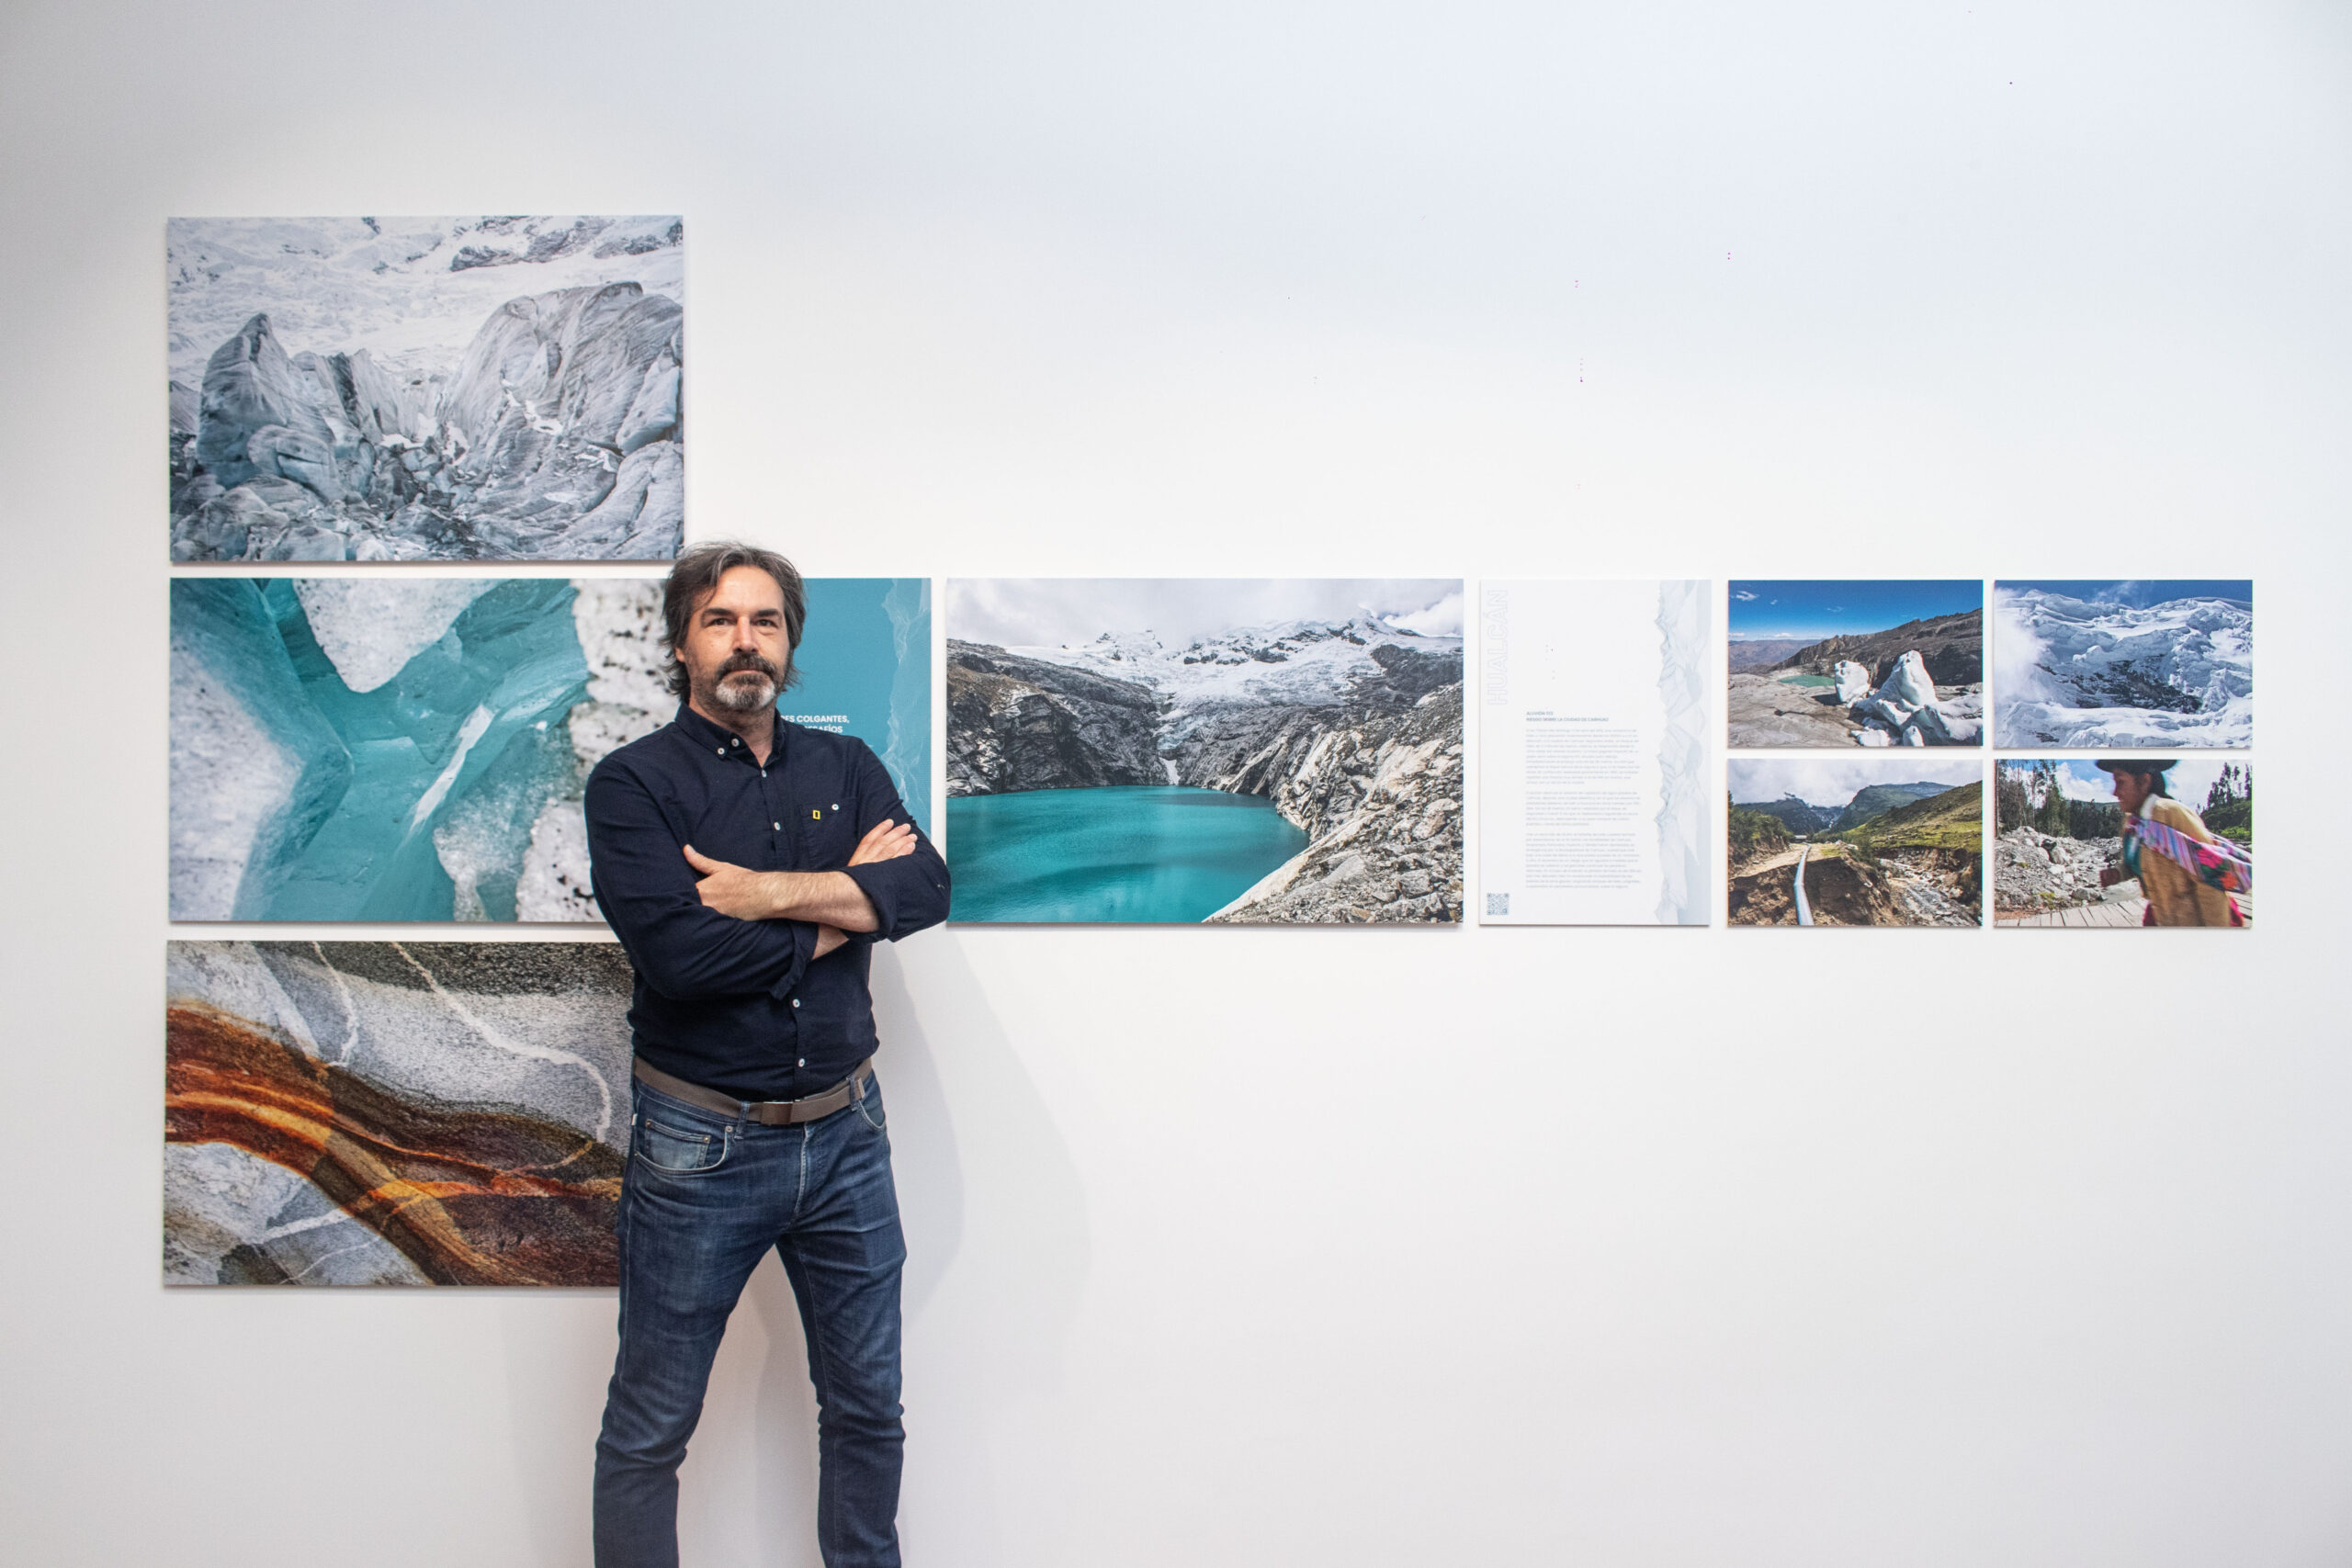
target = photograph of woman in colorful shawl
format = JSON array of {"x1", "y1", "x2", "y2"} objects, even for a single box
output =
[{"x1": 2097, "y1": 759, "x2": 2252, "y2": 926}]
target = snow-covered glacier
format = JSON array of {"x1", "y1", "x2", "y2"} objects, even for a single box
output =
[
  {"x1": 170, "y1": 577, "x2": 932, "y2": 920},
  {"x1": 1994, "y1": 589, "x2": 2253, "y2": 748},
  {"x1": 167, "y1": 217, "x2": 684, "y2": 562}
]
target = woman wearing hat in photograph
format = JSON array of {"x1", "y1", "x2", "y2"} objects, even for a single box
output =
[{"x1": 2096, "y1": 759, "x2": 2250, "y2": 927}]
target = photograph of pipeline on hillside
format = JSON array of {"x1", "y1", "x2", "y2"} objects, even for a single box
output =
[{"x1": 1727, "y1": 758, "x2": 1983, "y2": 927}]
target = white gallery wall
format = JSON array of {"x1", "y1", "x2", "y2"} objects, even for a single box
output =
[{"x1": 4, "y1": 2, "x2": 2348, "y2": 1563}]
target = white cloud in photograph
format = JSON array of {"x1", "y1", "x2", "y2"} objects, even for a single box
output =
[
  {"x1": 1729, "y1": 756, "x2": 1982, "y2": 807},
  {"x1": 947, "y1": 579, "x2": 1462, "y2": 649},
  {"x1": 2001, "y1": 758, "x2": 2245, "y2": 807}
]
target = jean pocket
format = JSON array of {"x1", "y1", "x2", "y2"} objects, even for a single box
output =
[
  {"x1": 853, "y1": 1077, "x2": 887, "y2": 1134},
  {"x1": 633, "y1": 1114, "x2": 730, "y2": 1176}
]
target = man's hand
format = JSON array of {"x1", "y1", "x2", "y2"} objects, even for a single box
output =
[
  {"x1": 849, "y1": 818, "x2": 917, "y2": 867},
  {"x1": 683, "y1": 824, "x2": 914, "y2": 932},
  {"x1": 814, "y1": 924, "x2": 850, "y2": 960},
  {"x1": 683, "y1": 844, "x2": 779, "y2": 919}
]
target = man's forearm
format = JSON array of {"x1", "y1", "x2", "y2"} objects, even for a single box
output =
[{"x1": 753, "y1": 870, "x2": 881, "y2": 931}]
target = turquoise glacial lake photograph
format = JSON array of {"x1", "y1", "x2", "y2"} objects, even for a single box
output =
[{"x1": 947, "y1": 786, "x2": 1308, "y2": 922}]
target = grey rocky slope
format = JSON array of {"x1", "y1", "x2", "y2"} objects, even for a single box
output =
[
  {"x1": 1995, "y1": 827, "x2": 2124, "y2": 915},
  {"x1": 947, "y1": 642, "x2": 1164, "y2": 792}
]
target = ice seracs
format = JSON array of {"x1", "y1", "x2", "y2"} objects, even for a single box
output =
[
  {"x1": 1833, "y1": 661, "x2": 1872, "y2": 702},
  {"x1": 1839, "y1": 649, "x2": 1983, "y2": 747},
  {"x1": 1993, "y1": 588, "x2": 2253, "y2": 747}
]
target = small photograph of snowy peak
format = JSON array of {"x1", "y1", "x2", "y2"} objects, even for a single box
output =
[
  {"x1": 1727, "y1": 581, "x2": 1984, "y2": 748},
  {"x1": 1994, "y1": 759, "x2": 2251, "y2": 929},
  {"x1": 1993, "y1": 581, "x2": 2252, "y2": 750},
  {"x1": 167, "y1": 216, "x2": 684, "y2": 563}
]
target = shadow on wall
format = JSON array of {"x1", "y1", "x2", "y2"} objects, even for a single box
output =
[{"x1": 650, "y1": 937, "x2": 1092, "y2": 1567}]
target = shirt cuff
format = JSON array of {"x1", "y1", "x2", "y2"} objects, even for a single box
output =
[{"x1": 767, "y1": 919, "x2": 818, "y2": 998}]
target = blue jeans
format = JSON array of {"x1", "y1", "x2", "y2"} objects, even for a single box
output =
[{"x1": 594, "y1": 1071, "x2": 905, "y2": 1568}]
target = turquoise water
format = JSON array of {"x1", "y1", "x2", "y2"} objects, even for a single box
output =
[
  {"x1": 1779, "y1": 672, "x2": 1837, "y2": 689},
  {"x1": 947, "y1": 786, "x2": 1308, "y2": 923}
]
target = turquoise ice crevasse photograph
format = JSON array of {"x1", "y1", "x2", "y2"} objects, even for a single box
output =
[{"x1": 167, "y1": 576, "x2": 932, "y2": 922}]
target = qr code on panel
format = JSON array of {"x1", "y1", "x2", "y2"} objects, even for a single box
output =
[{"x1": 1487, "y1": 893, "x2": 1509, "y2": 916}]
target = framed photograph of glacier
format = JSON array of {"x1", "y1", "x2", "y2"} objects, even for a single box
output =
[
  {"x1": 945, "y1": 579, "x2": 1464, "y2": 923},
  {"x1": 167, "y1": 216, "x2": 683, "y2": 562},
  {"x1": 1727, "y1": 581, "x2": 1984, "y2": 748},
  {"x1": 169, "y1": 576, "x2": 930, "y2": 921},
  {"x1": 1994, "y1": 759, "x2": 2252, "y2": 927},
  {"x1": 1726, "y1": 758, "x2": 1984, "y2": 927},
  {"x1": 1476, "y1": 581, "x2": 1708, "y2": 925},
  {"x1": 165, "y1": 941, "x2": 632, "y2": 1285},
  {"x1": 1992, "y1": 581, "x2": 2253, "y2": 748}
]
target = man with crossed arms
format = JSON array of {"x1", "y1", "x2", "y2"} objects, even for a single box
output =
[{"x1": 586, "y1": 541, "x2": 948, "y2": 1568}]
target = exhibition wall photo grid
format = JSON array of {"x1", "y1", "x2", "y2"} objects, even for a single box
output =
[
  {"x1": 155, "y1": 219, "x2": 2258, "y2": 1282},
  {"x1": 1725, "y1": 578, "x2": 2253, "y2": 931}
]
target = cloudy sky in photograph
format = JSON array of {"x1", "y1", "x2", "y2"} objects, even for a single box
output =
[
  {"x1": 1999, "y1": 758, "x2": 2244, "y2": 806},
  {"x1": 948, "y1": 579, "x2": 1462, "y2": 649},
  {"x1": 1729, "y1": 756, "x2": 1983, "y2": 808}
]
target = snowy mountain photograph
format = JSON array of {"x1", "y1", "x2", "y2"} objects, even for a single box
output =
[
  {"x1": 166, "y1": 941, "x2": 632, "y2": 1285},
  {"x1": 168, "y1": 216, "x2": 684, "y2": 562},
  {"x1": 1994, "y1": 758, "x2": 2253, "y2": 927},
  {"x1": 1727, "y1": 580, "x2": 1984, "y2": 747},
  {"x1": 1992, "y1": 581, "x2": 2252, "y2": 748},
  {"x1": 1726, "y1": 756, "x2": 1983, "y2": 926},
  {"x1": 945, "y1": 579, "x2": 1464, "y2": 922},
  {"x1": 170, "y1": 576, "x2": 929, "y2": 921}
]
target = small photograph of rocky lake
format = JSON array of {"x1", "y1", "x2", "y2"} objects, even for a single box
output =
[
  {"x1": 168, "y1": 216, "x2": 684, "y2": 562},
  {"x1": 946, "y1": 580, "x2": 1464, "y2": 923},
  {"x1": 1996, "y1": 759, "x2": 2253, "y2": 927},
  {"x1": 1728, "y1": 580, "x2": 1984, "y2": 748},
  {"x1": 1727, "y1": 758, "x2": 1983, "y2": 927}
]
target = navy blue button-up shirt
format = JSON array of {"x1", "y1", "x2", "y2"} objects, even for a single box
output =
[{"x1": 584, "y1": 704, "x2": 949, "y2": 1100}]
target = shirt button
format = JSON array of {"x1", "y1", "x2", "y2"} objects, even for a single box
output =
[
  {"x1": 774, "y1": 822, "x2": 781, "y2": 830},
  {"x1": 797, "y1": 1058, "x2": 806, "y2": 1067},
  {"x1": 716, "y1": 747, "x2": 725, "y2": 755},
  {"x1": 791, "y1": 998, "x2": 800, "y2": 1008}
]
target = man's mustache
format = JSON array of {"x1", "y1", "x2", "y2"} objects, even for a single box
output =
[{"x1": 718, "y1": 651, "x2": 781, "y2": 682}]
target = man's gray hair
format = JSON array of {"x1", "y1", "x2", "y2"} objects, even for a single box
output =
[{"x1": 661, "y1": 541, "x2": 807, "y2": 700}]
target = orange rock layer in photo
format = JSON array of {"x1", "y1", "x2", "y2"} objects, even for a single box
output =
[{"x1": 166, "y1": 1004, "x2": 623, "y2": 1286}]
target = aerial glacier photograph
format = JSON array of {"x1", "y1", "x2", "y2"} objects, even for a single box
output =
[
  {"x1": 1726, "y1": 756, "x2": 1984, "y2": 927},
  {"x1": 165, "y1": 941, "x2": 633, "y2": 1286},
  {"x1": 1993, "y1": 581, "x2": 2253, "y2": 748},
  {"x1": 1727, "y1": 580, "x2": 1984, "y2": 748},
  {"x1": 945, "y1": 579, "x2": 1464, "y2": 923},
  {"x1": 167, "y1": 216, "x2": 684, "y2": 562},
  {"x1": 1994, "y1": 758, "x2": 2252, "y2": 928},
  {"x1": 169, "y1": 576, "x2": 929, "y2": 921}
]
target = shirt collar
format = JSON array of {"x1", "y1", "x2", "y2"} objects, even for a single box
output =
[{"x1": 672, "y1": 702, "x2": 782, "y2": 765}]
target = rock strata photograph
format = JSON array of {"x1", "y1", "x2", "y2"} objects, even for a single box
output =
[
  {"x1": 1727, "y1": 580, "x2": 1984, "y2": 748},
  {"x1": 170, "y1": 576, "x2": 929, "y2": 921},
  {"x1": 945, "y1": 579, "x2": 1464, "y2": 922},
  {"x1": 1993, "y1": 581, "x2": 2253, "y2": 749},
  {"x1": 168, "y1": 216, "x2": 684, "y2": 562},
  {"x1": 1727, "y1": 757, "x2": 1984, "y2": 927},
  {"x1": 164, "y1": 942, "x2": 635, "y2": 1286},
  {"x1": 1995, "y1": 759, "x2": 2253, "y2": 928}
]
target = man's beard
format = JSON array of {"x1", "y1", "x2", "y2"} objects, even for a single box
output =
[{"x1": 700, "y1": 651, "x2": 783, "y2": 714}]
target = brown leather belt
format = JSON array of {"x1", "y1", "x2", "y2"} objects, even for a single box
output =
[{"x1": 632, "y1": 1055, "x2": 876, "y2": 1126}]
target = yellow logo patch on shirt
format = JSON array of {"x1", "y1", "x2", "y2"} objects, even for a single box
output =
[{"x1": 810, "y1": 808, "x2": 823, "y2": 819}]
